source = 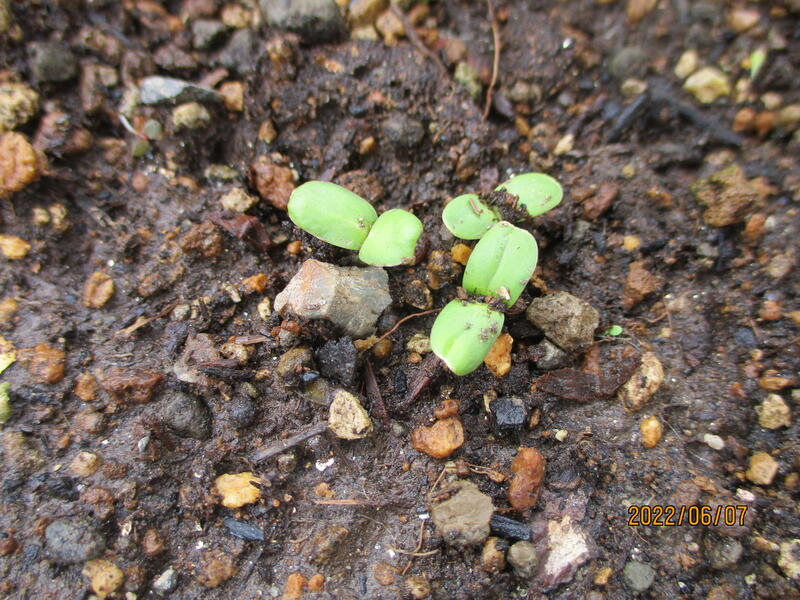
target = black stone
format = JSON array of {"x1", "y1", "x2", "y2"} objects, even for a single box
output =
[
  {"x1": 229, "y1": 396, "x2": 256, "y2": 428},
  {"x1": 491, "y1": 396, "x2": 527, "y2": 433},
  {"x1": 490, "y1": 514, "x2": 531, "y2": 541},
  {"x1": 316, "y1": 338, "x2": 358, "y2": 387},
  {"x1": 223, "y1": 517, "x2": 265, "y2": 541},
  {"x1": 160, "y1": 392, "x2": 211, "y2": 439}
]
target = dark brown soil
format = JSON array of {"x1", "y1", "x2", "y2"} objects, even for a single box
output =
[{"x1": 1, "y1": 1, "x2": 799, "y2": 599}]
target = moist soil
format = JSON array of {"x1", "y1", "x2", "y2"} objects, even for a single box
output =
[{"x1": 1, "y1": 1, "x2": 799, "y2": 599}]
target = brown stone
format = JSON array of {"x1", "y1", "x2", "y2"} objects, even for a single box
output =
[
  {"x1": 582, "y1": 182, "x2": 619, "y2": 221},
  {"x1": 627, "y1": 0, "x2": 657, "y2": 23},
  {"x1": 179, "y1": 221, "x2": 222, "y2": 259},
  {"x1": 282, "y1": 572, "x2": 306, "y2": 600},
  {"x1": 249, "y1": 154, "x2": 295, "y2": 210},
  {"x1": 484, "y1": 332, "x2": 513, "y2": 377},
  {"x1": 83, "y1": 272, "x2": 115, "y2": 308},
  {"x1": 623, "y1": 260, "x2": 661, "y2": 308},
  {"x1": 507, "y1": 447, "x2": 545, "y2": 511},
  {"x1": 373, "y1": 562, "x2": 396, "y2": 586},
  {"x1": 74, "y1": 407, "x2": 106, "y2": 434},
  {"x1": 691, "y1": 164, "x2": 768, "y2": 227},
  {"x1": 18, "y1": 343, "x2": 66, "y2": 384},
  {"x1": 74, "y1": 371, "x2": 98, "y2": 402},
  {"x1": 411, "y1": 417, "x2": 464, "y2": 459},
  {"x1": 141, "y1": 529, "x2": 164, "y2": 557},
  {"x1": 0, "y1": 132, "x2": 43, "y2": 198},
  {"x1": 99, "y1": 367, "x2": 163, "y2": 404},
  {"x1": 196, "y1": 550, "x2": 236, "y2": 588}
]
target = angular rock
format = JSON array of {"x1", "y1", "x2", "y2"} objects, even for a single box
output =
[
  {"x1": 0, "y1": 83, "x2": 39, "y2": 133},
  {"x1": 29, "y1": 42, "x2": 78, "y2": 83},
  {"x1": 507, "y1": 541, "x2": 539, "y2": 578},
  {"x1": 260, "y1": 0, "x2": 345, "y2": 42},
  {"x1": 328, "y1": 389, "x2": 372, "y2": 439},
  {"x1": 526, "y1": 292, "x2": 599, "y2": 352},
  {"x1": 617, "y1": 352, "x2": 664, "y2": 411},
  {"x1": 684, "y1": 67, "x2": 730, "y2": 103},
  {"x1": 276, "y1": 346, "x2": 313, "y2": 380},
  {"x1": 746, "y1": 452, "x2": 778, "y2": 485},
  {"x1": 533, "y1": 340, "x2": 567, "y2": 371},
  {"x1": 153, "y1": 567, "x2": 178, "y2": 593},
  {"x1": 779, "y1": 539, "x2": 800, "y2": 580},
  {"x1": 430, "y1": 480, "x2": 494, "y2": 547},
  {"x1": 412, "y1": 417, "x2": 464, "y2": 459},
  {"x1": 139, "y1": 76, "x2": 221, "y2": 106},
  {"x1": 275, "y1": 259, "x2": 391, "y2": 338},
  {"x1": 192, "y1": 19, "x2": 228, "y2": 50},
  {"x1": 215, "y1": 29, "x2": 256, "y2": 74},
  {"x1": 316, "y1": 338, "x2": 358, "y2": 386},
  {"x1": 160, "y1": 391, "x2": 211, "y2": 439},
  {"x1": 490, "y1": 396, "x2": 527, "y2": 434},
  {"x1": 382, "y1": 113, "x2": 425, "y2": 149},
  {"x1": 757, "y1": 394, "x2": 791, "y2": 429},
  {"x1": 45, "y1": 517, "x2": 105, "y2": 564},
  {"x1": 541, "y1": 516, "x2": 590, "y2": 589}
]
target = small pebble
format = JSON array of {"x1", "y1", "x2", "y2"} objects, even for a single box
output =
[
  {"x1": 213, "y1": 472, "x2": 262, "y2": 508},
  {"x1": 640, "y1": 416, "x2": 663, "y2": 448},
  {"x1": 481, "y1": 537, "x2": 507, "y2": 573},
  {"x1": 450, "y1": 243, "x2": 472, "y2": 265},
  {"x1": 746, "y1": 452, "x2": 778, "y2": 485},
  {"x1": 172, "y1": 102, "x2": 212, "y2": 130},
  {"x1": 0, "y1": 234, "x2": 31, "y2": 259},
  {"x1": 779, "y1": 539, "x2": 800, "y2": 580},
  {"x1": 483, "y1": 332, "x2": 512, "y2": 377},
  {"x1": 703, "y1": 433, "x2": 725, "y2": 450},
  {"x1": 69, "y1": 451, "x2": 100, "y2": 477},
  {"x1": 406, "y1": 333, "x2": 431, "y2": 354},
  {"x1": 328, "y1": 389, "x2": 373, "y2": 440},
  {"x1": 507, "y1": 447, "x2": 545, "y2": 511},
  {"x1": 507, "y1": 541, "x2": 539, "y2": 578},
  {"x1": 623, "y1": 561, "x2": 655, "y2": 592},
  {"x1": 82, "y1": 559, "x2": 124, "y2": 599},
  {"x1": 757, "y1": 394, "x2": 791, "y2": 429},
  {"x1": 405, "y1": 575, "x2": 431, "y2": 599},
  {"x1": 674, "y1": 49, "x2": 699, "y2": 79},
  {"x1": 430, "y1": 480, "x2": 494, "y2": 547},
  {"x1": 684, "y1": 67, "x2": 730, "y2": 104},
  {"x1": 221, "y1": 188, "x2": 258, "y2": 212},
  {"x1": 411, "y1": 417, "x2": 464, "y2": 458}
]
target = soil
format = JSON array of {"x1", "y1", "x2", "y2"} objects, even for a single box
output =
[{"x1": 1, "y1": 1, "x2": 799, "y2": 599}]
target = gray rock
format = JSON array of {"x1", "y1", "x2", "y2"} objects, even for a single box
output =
[
  {"x1": 382, "y1": 113, "x2": 425, "y2": 149},
  {"x1": 260, "y1": 0, "x2": 345, "y2": 41},
  {"x1": 316, "y1": 337, "x2": 357, "y2": 386},
  {"x1": 192, "y1": 19, "x2": 228, "y2": 50},
  {"x1": 160, "y1": 392, "x2": 211, "y2": 439},
  {"x1": 215, "y1": 28, "x2": 256, "y2": 74},
  {"x1": 29, "y1": 42, "x2": 78, "y2": 83},
  {"x1": 534, "y1": 339, "x2": 567, "y2": 370},
  {"x1": 45, "y1": 517, "x2": 105, "y2": 564},
  {"x1": 430, "y1": 480, "x2": 495, "y2": 547},
  {"x1": 526, "y1": 292, "x2": 599, "y2": 352},
  {"x1": 609, "y1": 46, "x2": 648, "y2": 80},
  {"x1": 507, "y1": 541, "x2": 539, "y2": 578},
  {"x1": 139, "y1": 76, "x2": 221, "y2": 106},
  {"x1": 228, "y1": 396, "x2": 256, "y2": 428},
  {"x1": 275, "y1": 259, "x2": 392, "y2": 338},
  {"x1": 623, "y1": 560, "x2": 655, "y2": 592},
  {"x1": 709, "y1": 538, "x2": 743, "y2": 570},
  {"x1": 153, "y1": 567, "x2": 178, "y2": 594}
]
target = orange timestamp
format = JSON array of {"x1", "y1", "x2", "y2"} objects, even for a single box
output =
[{"x1": 627, "y1": 504, "x2": 748, "y2": 527}]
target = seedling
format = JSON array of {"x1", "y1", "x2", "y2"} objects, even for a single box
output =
[
  {"x1": 442, "y1": 193, "x2": 499, "y2": 240},
  {"x1": 358, "y1": 209, "x2": 423, "y2": 267},
  {"x1": 430, "y1": 300, "x2": 504, "y2": 376},
  {"x1": 462, "y1": 221, "x2": 538, "y2": 306},
  {"x1": 495, "y1": 172, "x2": 563, "y2": 218},
  {"x1": 288, "y1": 181, "x2": 377, "y2": 250}
]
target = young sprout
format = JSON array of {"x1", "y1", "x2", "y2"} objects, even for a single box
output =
[
  {"x1": 358, "y1": 209, "x2": 423, "y2": 267},
  {"x1": 495, "y1": 172, "x2": 563, "y2": 218},
  {"x1": 462, "y1": 221, "x2": 538, "y2": 307},
  {"x1": 442, "y1": 193, "x2": 500, "y2": 240},
  {"x1": 430, "y1": 300, "x2": 504, "y2": 376},
  {"x1": 288, "y1": 181, "x2": 377, "y2": 250}
]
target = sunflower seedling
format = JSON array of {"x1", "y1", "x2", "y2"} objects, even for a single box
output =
[
  {"x1": 430, "y1": 300, "x2": 504, "y2": 376},
  {"x1": 287, "y1": 181, "x2": 422, "y2": 266},
  {"x1": 358, "y1": 208, "x2": 423, "y2": 267},
  {"x1": 442, "y1": 193, "x2": 500, "y2": 240},
  {"x1": 495, "y1": 172, "x2": 563, "y2": 218},
  {"x1": 462, "y1": 221, "x2": 538, "y2": 307},
  {"x1": 288, "y1": 181, "x2": 377, "y2": 250}
]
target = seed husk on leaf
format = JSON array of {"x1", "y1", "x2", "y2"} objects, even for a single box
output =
[{"x1": 462, "y1": 221, "x2": 538, "y2": 307}]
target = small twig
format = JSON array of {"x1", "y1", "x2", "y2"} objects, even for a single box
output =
[
  {"x1": 312, "y1": 498, "x2": 384, "y2": 506},
  {"x1": 392, "y1": 547, "x2": 440, "y2": 557},
  {"x1": 364, "y1": 359, "x2": 390, "y2": 426},
  {"x1": 250, "y1": 422, "x2": 327, "y2": 462},
  {"x1": 401, "y1": 520, "x2": 429, "y2": 575},
  {"x1": 390, "y1": 6, "x2": 447, "y2": 75},
  {"x1": 482, "y1": 0, "x2": 501, "y2": 120},
  {"x1": 375, "y1": 309, "x2": 440, "y2": 345},
  {"x1": 233, "y1": 334, "x2": 271, "y2": 345}
]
